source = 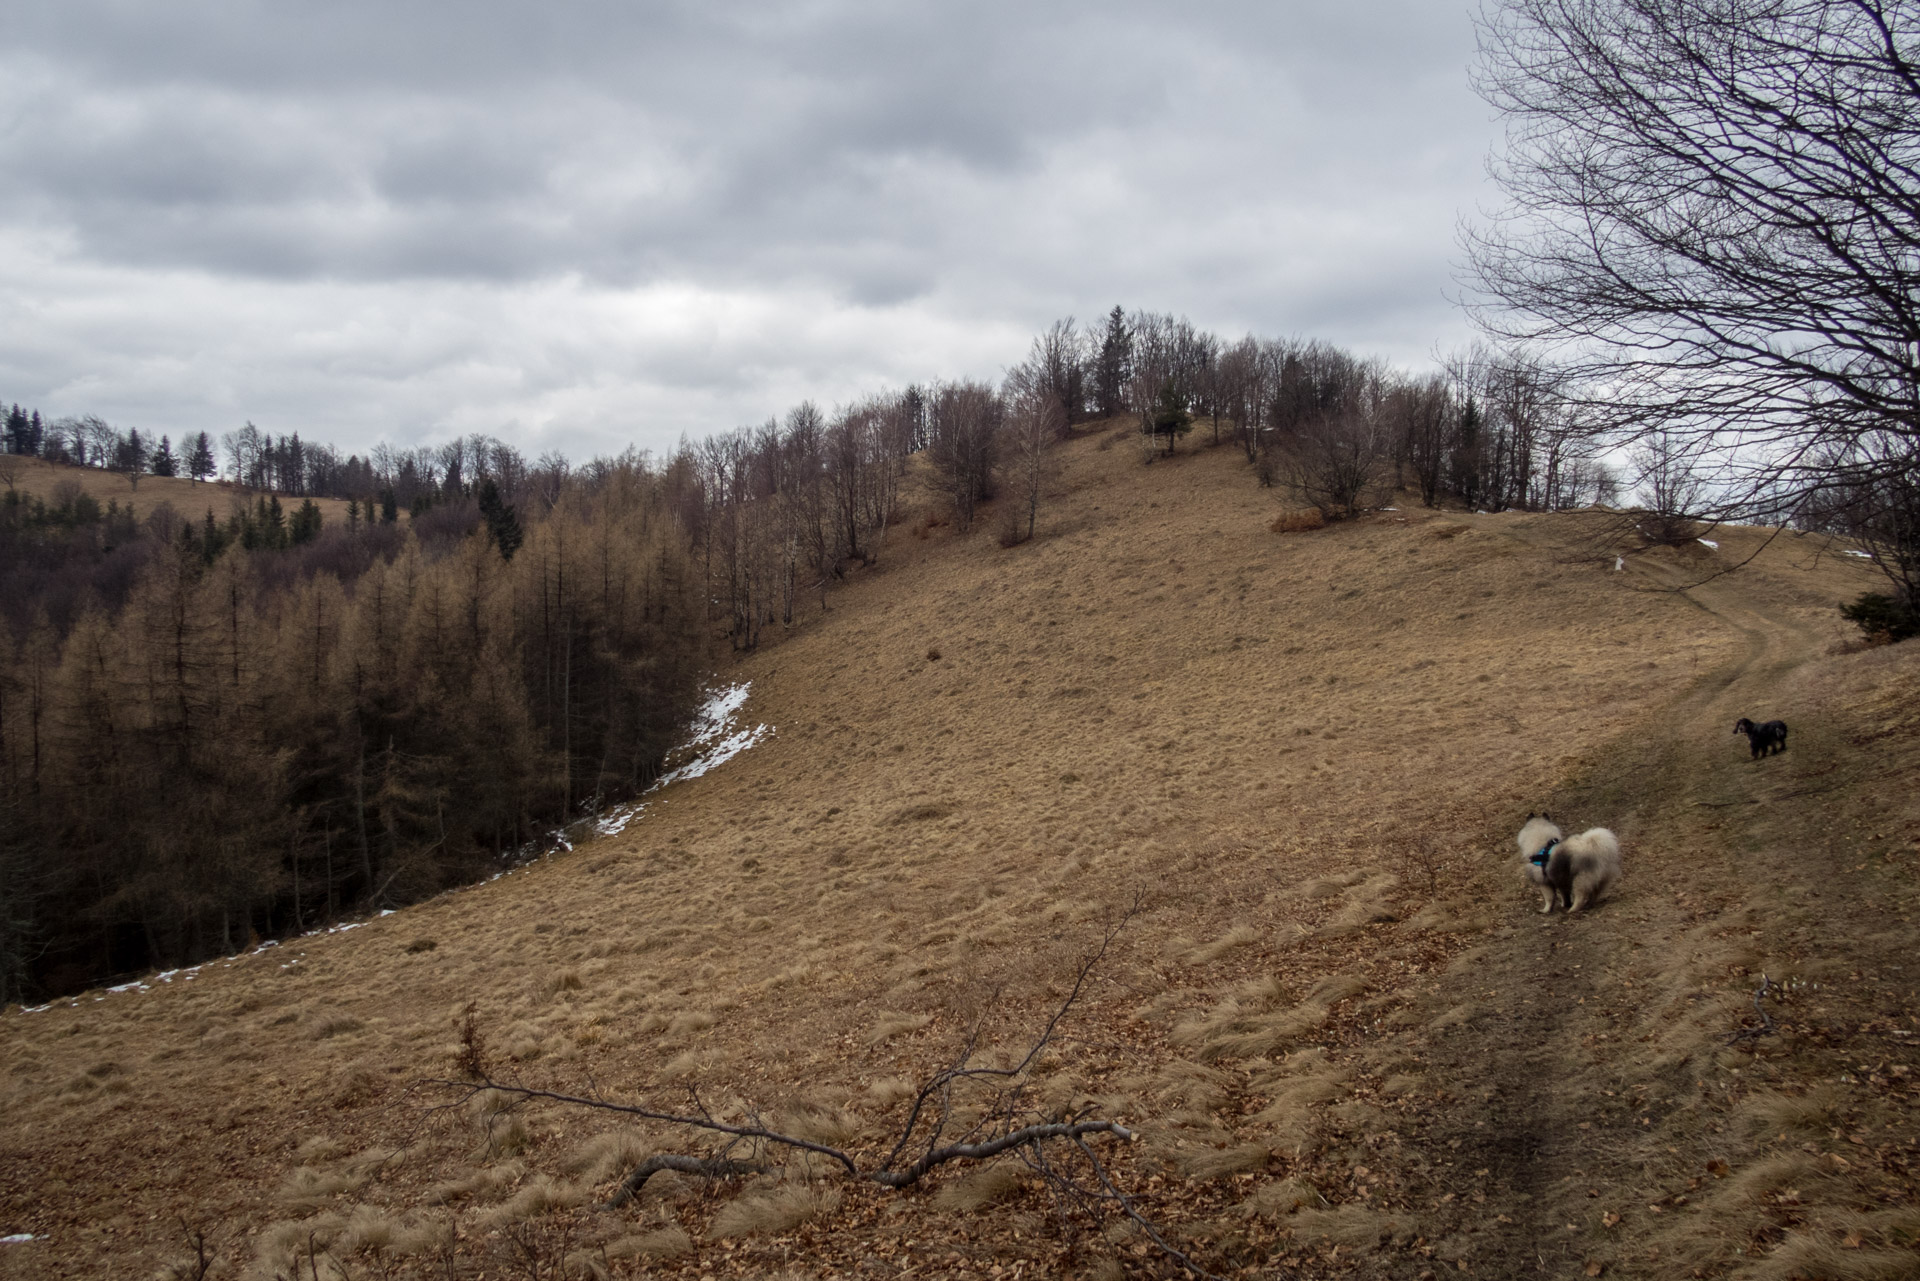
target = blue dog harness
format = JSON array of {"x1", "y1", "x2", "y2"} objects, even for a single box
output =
[{"x1": 1529, "y1": 838, "x2": 1559, "y2": 867}]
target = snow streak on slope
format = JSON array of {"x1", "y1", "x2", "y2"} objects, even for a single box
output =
[
  {"x1": 592, "y1": 682, "x2": 772, "y2": 838},
  {"x1": 21, "y1": 685, "x2": 769, "y2": 1013}
]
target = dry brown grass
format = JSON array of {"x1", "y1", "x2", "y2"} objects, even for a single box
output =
[
  {"x1": 709, "y1": 1183, "x2": 842, "y2": 1239},
  {"x1": 1, "y1": 430, "x2": 1911, "y2": 1280},
  {"x1": 2, "y1": 453, "x2": 366, "y2": 526}
]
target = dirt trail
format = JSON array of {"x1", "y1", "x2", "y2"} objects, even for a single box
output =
[{"x1": 1385, "y1": 546, "x2": 1837, "y2": 1278}]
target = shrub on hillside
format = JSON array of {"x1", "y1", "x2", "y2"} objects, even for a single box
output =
[
  {"x1": 1270, "y1": 509, "x2": 1326, "y2": 533},
  {"x1": 1840, "y1": 591, "x2": 1918, "y2": 644}
]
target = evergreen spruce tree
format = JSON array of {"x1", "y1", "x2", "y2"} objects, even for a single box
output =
[
  {"x1": 477, "y1": 478, "x2": 523, "y2": 562},
  {"x1": 118, "y1": 428, "x2": 149, "y2": 489},
  {"x1": 1095, "y1": 305, "x2": 1133, "y2": 420},
  {"x1": 151, "y1": 435, "x2": 177, "y2": 478},
  {"x1": 290, "y1": 499, "x2": 322, "y2": 545},
  {"x1": 187, "y1": 432, "x2": 216, "y2": 483}
]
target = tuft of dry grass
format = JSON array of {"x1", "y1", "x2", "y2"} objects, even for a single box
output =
[
  {"x1": 307, "y1": 1012, "x2": 364, "y2": 1040},
  {"x1": 1235, "y1": 1176, "x2": 1323, "y2": 1220},
  {"x1": 1287, "y1": 1204, "x2": 1409, "y2": 1251},
  {"x1": 931, "y1": 1164, "x2": 1025, "y2": 1212},
  {"x1": 1182, "y1": 924, "x2": 1259, "y2": 965},
  {"x1": 709, "y1": 1182, "x2": 842, "y2": 1239},
  {"x1": 605, "y1": 1226, "x2": 694, "y2": 1260},
  {"x1": 481, "y1": 1174, "x2": 589, "y2": 1226},
  {"x1": 1178, "y1": 1140, "x2": 1273, "y2": 1179},
  {"x1": 274, "y1": 1166, "x2": 366, "y2": 1214},
  {"x1": 1742, "y1": 1232, "x2": 1920, "y2": 1281},
  {"x1": 866, "y1": 1075, "x2": 918, "y2": 1106},
  {"x1": 425, "y1": 1161, "x2": 525, "y2": 1205},
  {"x1": 864, "y1": 1012, "x2": 932, "y2": 1045},
  {"x1": 1739, "y1": 1085, "x2": 1844, "y2": 1138}
]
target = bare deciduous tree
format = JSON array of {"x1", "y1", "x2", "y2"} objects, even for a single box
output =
[
  {"x1": 1467, "y1": 0, "x2": 1920, "y2": 522},
  {"x1": 999, "y1": 384, "x2": 1061, "y2": 545},
  {"x1": 926, "y1": 381, "x2": 1002, "y2": 531}
]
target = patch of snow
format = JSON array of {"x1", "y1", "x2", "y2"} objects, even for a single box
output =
[
  {"x1": 594, "y1": 682, "x2": 773, "y2": 837},
  {"x1": 3, "y1": 1235, "x2": 44, "y2": 1244},
  {"x1": 1614, "y1": 556, "x2": 1625, "y2": 571},
  {"x1": 1845, "y1": 548, "x2": 1874, "y2": 559},
  {"x1": 1698, "y1": 538, "x2": 1719, "y2": 549}
]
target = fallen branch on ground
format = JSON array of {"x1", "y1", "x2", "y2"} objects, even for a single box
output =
[{"x1": 425, "y1": 895, "x2": 1219, "y2": 1278}]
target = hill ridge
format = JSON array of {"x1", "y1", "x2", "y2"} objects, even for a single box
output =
[{"x1": 2, "y1": 430, "x2": 1915, "y2": 1280}]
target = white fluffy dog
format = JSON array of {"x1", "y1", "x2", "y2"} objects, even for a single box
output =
[{"x1": 1516, "y1": 813, "x2": 1621, "y2": 913}]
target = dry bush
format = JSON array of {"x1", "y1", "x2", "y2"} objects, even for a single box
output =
[
  {"x1": 1270, "y1": 509, "x2": 1327, "y2": 533},
  {"x1": 709, "y1": 1182, "x2": 842, "y2": 1239}
]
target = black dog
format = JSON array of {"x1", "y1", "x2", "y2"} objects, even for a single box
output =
[{"x1": 1733, "y1": 717, "x2": 1788, "y2": 759}]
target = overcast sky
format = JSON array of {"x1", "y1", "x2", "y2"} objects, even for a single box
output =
[{"x1": 0, "y1": 1, "x2": 1498, "y2": 463}]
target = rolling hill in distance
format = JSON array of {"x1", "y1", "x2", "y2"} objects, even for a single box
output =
[{"x1": 2, "y1": 426, "x2": 1916, "y2": 1280}]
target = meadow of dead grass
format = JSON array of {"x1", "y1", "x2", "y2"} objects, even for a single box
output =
[
  {"x1": 3, "y1": 453, "x2": 367, "y2": 526},
  {"x1": 1, "y1": 429, "x2": 1915, "y2": 1279}
]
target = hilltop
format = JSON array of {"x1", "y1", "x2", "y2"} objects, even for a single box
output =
[
  {"x1": 2, "y1": 426, "x2": 1915, "y2": 1280},
  {"x1": 0, "y1": 453, "x2": 365, "y2": 528}
]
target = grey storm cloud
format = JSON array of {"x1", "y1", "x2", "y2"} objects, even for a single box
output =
[{"x1": 0, "y1": 1, "x2": 1499, "y2": 458}]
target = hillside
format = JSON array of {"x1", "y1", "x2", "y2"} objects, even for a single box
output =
[
  {"x1": 2, "y1": 428, "x2": 1916, "y2": 1280},
  {"x1": 1, "y1": 453, "x2": 365, "y2": 527}
]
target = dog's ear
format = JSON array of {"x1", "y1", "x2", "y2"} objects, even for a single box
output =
[{"x1": 1526, "y1": 811, "x2": 1535, "y2": 820}]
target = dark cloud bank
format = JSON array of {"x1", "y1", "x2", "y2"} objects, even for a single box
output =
[{"x1": 0, "y1": 1, "x2": 1496, "y2": 459}]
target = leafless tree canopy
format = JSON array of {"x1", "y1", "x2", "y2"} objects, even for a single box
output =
[{"x1": 1467, "y1": 0, "x2": 1920, "y2": 516}]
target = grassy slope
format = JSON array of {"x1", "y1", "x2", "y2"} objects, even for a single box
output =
[
  {"x1": 2, "y1": 427, "x2": 1915, "y2": 1280},
  {"x1": 2, "y1": 454, "x2": 364, "y2": 526}
]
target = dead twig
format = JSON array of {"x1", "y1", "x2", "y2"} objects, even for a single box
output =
[{"x1": 1726, "y1": 974, "x2": 1778, "y2": 1045}]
